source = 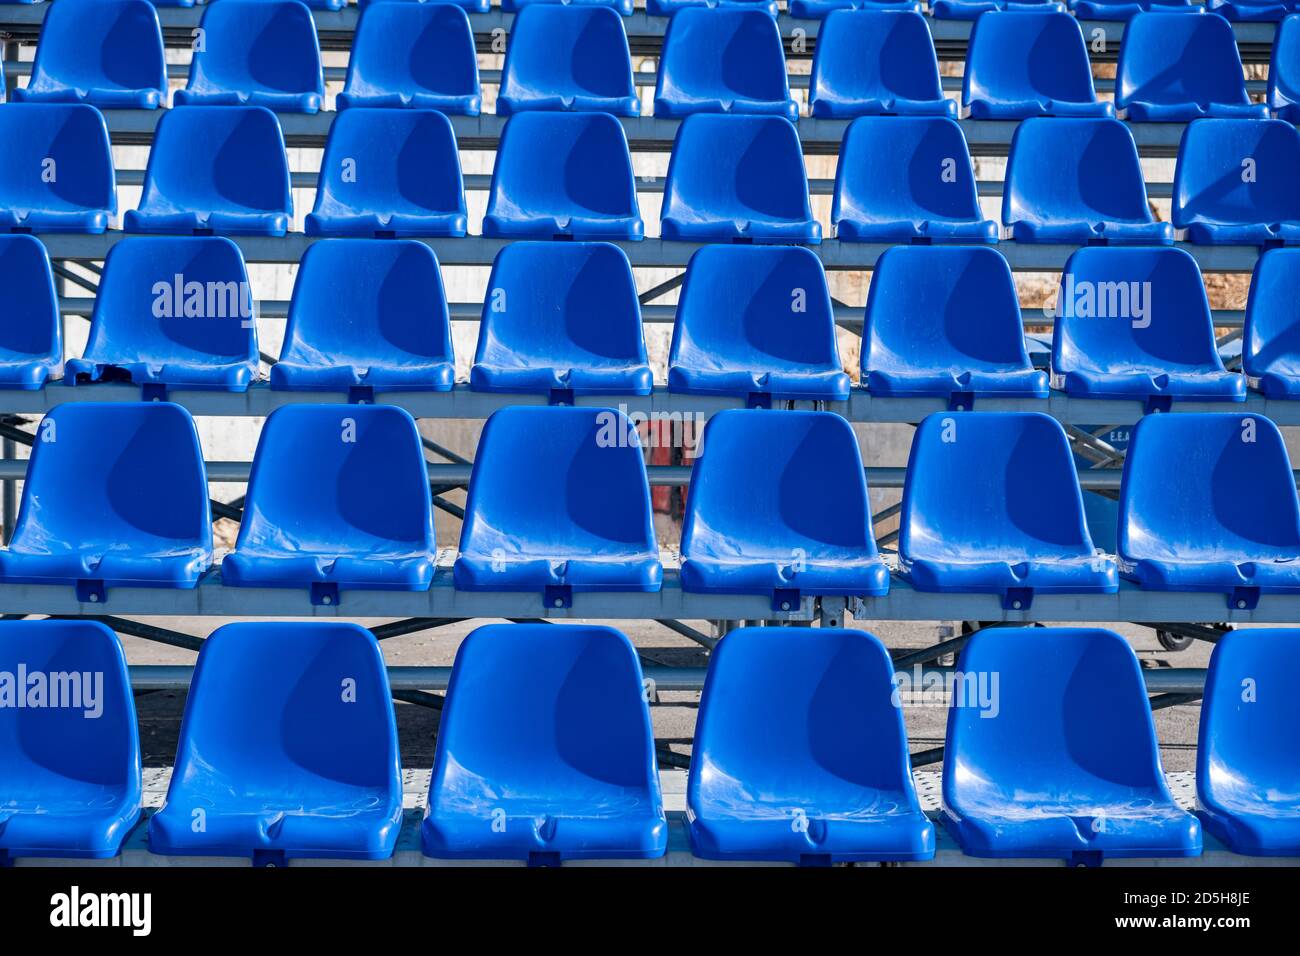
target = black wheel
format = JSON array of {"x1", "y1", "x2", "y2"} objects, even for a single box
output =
[{"x1": 1156, "y1": 630, "x2": 1194, "y2": 652}]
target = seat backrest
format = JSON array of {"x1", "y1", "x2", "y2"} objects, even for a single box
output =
[
  {"x1": 476, "y1": 241, "x2": 644, "y2": 366},
  {"x1": 1117, "y1": 12, "x2": 1250, "y2": 111},
  {"x1": 682, "y1": 410, "x2": 875, "y2": 561},
  {"x1": 1119, "y1": 412, "x2": 1300, "y2": 560},
  {"x1": 0, "y1": 234, "x2": 60, "y2": 359},
  {"x1": 237, "y1": 404, "x2": 435, "y2": 553},
  {"x1": 0, "y1": 619, "x2": 139, "y2": 802},
  {"x1": 1004, "y1": 118, "x2": 1152, "y2": 225},
  {"x1": 0, "y1": 103, "x2": 116, "y2": 212},
  {"x1": 1269, "y1": 14, "x2": 1300, "y2": 111},
  {"x1": 833, "y1": 116, "x2": 982, "y2": 222},
  {"x1": 964, "y1": 11, "x2": 1097, "y2": 107},
  {"x1": 671, "y1": 244, "x2": 840, "y2": 370},
  {"x1": 1244, "y1": 247, "x2": 1300, "y2": 380},
  {"x1": 810, "y1": 10, "x2": 945, "y2": 111},
  {"x1": 500, "y1": 5, "x2": 635, "y2": 111},
  {"x1": 346, "y1": 2, "x2": 479, "y2": 106},
  {"x1": 1173, "y1": 119, "x2": 1300, "y2": 227},
  {"x1": 691, "y1": 627, "x2": 913, "y2": 804},
  {"x1": 1053, "y1": 246, "x2": 1223, "y2": 373},
  {"x1": 864, "y1": 245, "x2": 1030, "y2": 371},
  {"x1": 901, "y1": 412, "x2": 1096, "y2": 558},
  {"x1": 282, "y1": 239, "x2": 453, "y2": 367},
  {"x1": 656, "y1": 7, "x2": 791, "y2": 109},
  {"x1": 187, "y1": 0, "x2": 322, "y2": 94},
  {"x1": 28, "y1": 0, "x2": 165, "y2": 94}
]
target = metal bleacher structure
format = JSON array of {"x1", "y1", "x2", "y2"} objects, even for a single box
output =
[{"x1": 3, "y1": 0, "x2": 1300, "y2": 867}]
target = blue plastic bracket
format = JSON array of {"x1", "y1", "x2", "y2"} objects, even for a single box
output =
[
  {"x1": 1001, "y1": 587, "x2": 1033, "y2": 611},
  {"x1": 798, "y1": 853, "x2": 833, "y2": 868},
  {"x1": 549, "y1": 388, "x2": 575, "y2": 406},
  {"x1": 141, "y1": 383, "x2": 169, "y2": 403},
  {"x1": 310, "y1": 582, "x2": 340, "y2": 607},
  {"x1": 527, "y1": 851, "x2": 562, "y2": 867},
  {"x1": 1144, "y1": 395, "x2": 1173, "y2": 414},
  {"x1": 76, "y1": 579, "x2": 107, "y2": 604},
  {"x1": 746, "y1": 393, "x2": 773, "y2": 410},
  {"x1": 253, "y1": 849, "x2": 287, "y2": 868},
  {"x1": 544, "y1": 585, "x2": 573, "y2": 609},
  {"x1": 948, "y1": 391, "x2": 975, "y2": 412},
  {"x1": 1229, "y1": 586, "x2": 1260, "y2": 611},
  {"x1": 348, "y1": 386, "x2": 376, "y2": 405},
  {"x1": 771, "y1": 588, "x2": 801, "y2": 613},
  {"x1": 1070, "y1": 850, "x2": 1103, "y2": 868},
  {"x1": 0, "y1": 850, "x2": 10, "y2": 869}
]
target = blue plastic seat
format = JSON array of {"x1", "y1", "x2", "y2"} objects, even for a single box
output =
[
  {"x1": 0, "y1": 235, "x2": 61, "y2": 389},
  {"x1": 483, "y1": 112, "x2": 642, "y2": 240},
  {"x1": 862, "y1": 246, "x2": 1047, "y2": 406},
  {"x1": 1197, "y1": 629, "x2": 1300, "y2": 856},
  {"x1": 1173, "y1": 119, "x2": 1300, "y2": 246},
  {"x1": 13, "y1": 0, "x2": 165, "y2": 109},
  {"x1": 125, "y1": 106, "x2": 291, "y2": 236},
  {"x1": 943, "y1": 627, "x2": 1201, "y2": 862},
  {"x1": 654, "y1": 8, "x2": 796, "y2": 120},
  {"x1": 1119, "y1": 413, "x2": 1300, "y2": 606},
  {"x1": 498, "y1": 6, "x2": 638, "y2": 116},
  {"x1": 1208, "y1": 0, "x2": 1293, "y2": 21},
  {"x1": 423, "y1": 623, "x2": 665, "y2": 862},
  {"x1": 149, "y1": 622, "x2": 402, "y2": 862},
  {"x1": 833, "y1": 117, "x2": 996, "y2": 244},
  {"x1": 1004, "y1": 118, "x2": 1174, "y2": 245},
  {"x1": 305, "y1": 109, "x2": 466, "y2": 238},
  {"x1": 65, "y1": 237, "x2": 257, "y2": 396},
  {"x1": 471, "y1": 242, "x2": 651, "y2": 400},
  {"x1": 0, "y1": 403, "x2": 212, "y2": 598},
  {"x1": 271, "y1": 239, "x2": 455, "y2": 395},
  {"x1": 0, "y1": 620, "x2": 140, "y2": 862},
  {"x1": 899, "y1": 412, "x2": 1117, "y2": 607},
  {"x1": 455, "y1": 407, "x2": 661, "y2": 602},
  {"x1": 668, "y1": 245, "x2": 850, "y2": 403},
  {"x1": 792, "y1": 0, "x2": 921, "y2": 17},
  {"x1": 662, "y1": 114, "x2": 819, "y2": 243},
  {"x1": 1116, "y1": 13, "x2": 1263, "y2": 122},
  {"x1": 931, "y1": 0, "x2": 1065, "y2": 20},
  {"x1": 809, "y1": 11, "x2": 955, "y2": 119},
  {"x1": 358, "y1": 0, "x2": 486, "y2": 9},
  {"x1": 963, "y1": 11, "x2": 1112, "y2": 119},
  {"x1": 506, "y1": 0, "x2": 633, "y2": 14},
  {"x1": 647, "y1": 0, "x2": 778, "y2": 15},
  {"x1": 1052, "y1": 247, "x2": 1244, "y2": 408},
  {"x1": 1269, "y1": 15, "x2": 1300, "y2": 122},
  {"x1": 1069, "y1": 0, "x2": 1195, "y2": 17},
  {"x1": 337, "y1": 2, "x2": 480, "y2": 114},
  {"x1": 1244, "y1": 248, "x2": 1300, "y2": 398},
  {"x1": 173, "y1": 1, "x2": 323, "y2": 113},
  {"x1": 681, "y1": 411, "x2": 888, "y2": 607},
  {"x1": 222, "y1": 405, "x2": 436, "y2": 601},
  {"x1": 689, "y1": 627, "x2": 932, "y2": 863},
  {"x1": 0, "y1": 103, "x2": 115, "y2": 233}
]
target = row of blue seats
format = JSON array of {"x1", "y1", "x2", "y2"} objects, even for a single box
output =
[
  {"x1": 1, "y1": 618, "x2": 1294, "y2": 864},
  {"x1": 2, "y1": 101, "x2": 1298, "y2": 245},
  {"x1": 6, "y1": 234, "x2": 1300, "y2": 406},
  {"x1": 1, "y1": 401, "x2": 1297, "y2": 612},
  {"x1": 10, "y1": 2, "x2": 1287, "y2": 125}
]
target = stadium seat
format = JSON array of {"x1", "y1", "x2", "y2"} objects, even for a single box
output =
[
  {"x1": 654, "y1": 8, "x2": 796, "y2": 120},
  {"x1": 264, "y1": 0, "x2": 345, "y2": 9},
  {"x1": 454, "y1": 407, "x2": 662, "y2": 602},
  {"x1": 1051, "y1": 247, "x2": 1245, "y2": 408},
  {"x1": 271, "y1": 239, "x2": 455, "y2": 395},
  {"x1": 1269, "y1": 14, "x2": 1300, "y2": 121},
  {"x1": 931, "y1": 0, "x2": 1066, "y2": 20},
  {"x1": 64, "y1": 237, "x2": 259, "y2": 396},
  {"x1": 0, "y1": 403, "x2": 212, "y2": 599},
  {"x1": 647, "y1": 0, "x2": 778, "y2": 15},
  {"x1": 832, "y1": 117, "x2": 997, "y2": 244},
  {"x1": 1118, "y1": 413, "x2": 1300, "y2": 606},
  {"x1": 1069, "y1": 0, "x2": 1195, "y2": 17},
  {"x1": 507, "y1": 0, "x2": 633, "y2": 14},
  {"x1": 0, "y1": 103, "x2": 115, "y2": 233},
  {"x1": 1208, "y1": 0, "x2": 1293, "y2": 21},
  {"x1": 221, "y1": 405, "x2": 436, "y2": 601},
  {"x1": 483, "y1": 112, "x2": 643, "y2": 240},
  {"x1": 173, "y1": 1, "x2": 324, "y2": 113},
  {"x1": 13, "y1": 0, "x2": 165, "y2": 109},
  {"x1": 1116, "y1": 13, "x2": 1264, "y2": 121},
  {"x1": 305, "y1": 109, "x2": 467, "y2": 237},
  {"x1": 1004, "y1": 118, "x2": 1174, "y2": 244},
  {"x1": 1173, "y1": 119, "x2": 1300, "y2": 246},
  {"x1": 422, "y1": 623, "x2": 666, "y2": 863},
  {"x1": 943, "y1": 627, "x2": 1201, "y2": 862},
  {"x1": 809, "y1": 10, "x2": 955, "y2": 119},
  {"x1": 1197, "y1": 629, "x2": 1300, "y2": 856},
  {"x1": 862, "y1": 246, "x2": 1048, "y2": 405},
  {"x1": 680, "y1": 411, "x2": 888, "y2": 607},
  {"x1": 0, "y1": 620, "x2": 140, "y2": 862},
  {"x1": 498, "y1": 6, "x2": 638, "y2": 116},
  {"x1": 149, "y1": 622, "x2": 403, "y2": 862},
  {"x1": 962, "y1": 11, "x2": 1112, "y2": 119},
  {"x1": 667, "y1": 245, "x2": 850, "y2": 403},
  {"x1": 0, "y1": 235, "x2": 61, "y2": 389},
  {"x1": 1244, "y1": 248, "x2": 1300, "y2": 398},
  {"x1": 471, "y1": 242, "x2": 651, "y2": 399},
  {"x1": 689, "y1": 627, "x2": 933, "y2": 863},
  {"x1": 337, "y1": 2, "x2": 480, "y2": 114},
  {"x1": 358, "y1": 0, "x2": 485, "y2": 10},
  {"x1": 661, "y1": 115, "x2": 820, "y2": 243},
  {"x1": 125, "y1": 106, "x2": 291, "y2": 236},
  {"x1": 899, "y1": 413, "x2": 1117, "y2": 608}
]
